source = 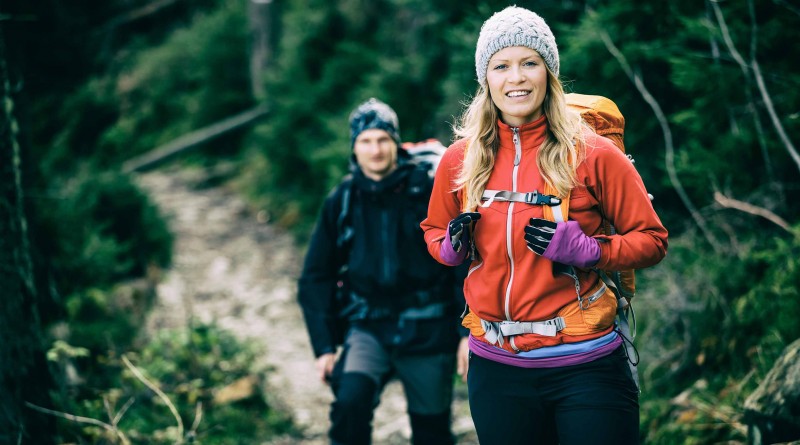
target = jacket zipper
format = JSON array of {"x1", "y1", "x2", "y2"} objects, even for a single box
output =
[
  {"x1": 504, "y1": 127, "x2": 522, "y2": 320},
  {"x1": 382, "y1": 209, "x2": 391, "y2": 282}
]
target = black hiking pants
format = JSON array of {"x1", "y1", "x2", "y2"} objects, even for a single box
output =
[
  {"x1": 468, "y1": 346, "x2": 639, "y2": 445},
  {"x1": 329, "y1": 327, "x2": 456, "y2": 445}
]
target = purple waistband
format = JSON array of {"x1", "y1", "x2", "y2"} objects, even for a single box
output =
[{"x1": 468, "y1": 334, "x2": 622, "y2": 368}]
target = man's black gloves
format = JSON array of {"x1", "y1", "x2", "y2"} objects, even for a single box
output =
[{"x1": 448, "y1": 212, "x2": 481, "y2": 252}]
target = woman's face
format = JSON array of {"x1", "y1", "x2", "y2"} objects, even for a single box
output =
[
  {"x1": 486, "y1": 46, "x2": 549, "y2": 127},
  {"x1": 353, "y1": 128, "x2": 398, "y2": 180}
]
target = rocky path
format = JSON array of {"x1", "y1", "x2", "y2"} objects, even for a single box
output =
[{"x1": 136, "y1": 166, "x2": 476, "y2": 444}]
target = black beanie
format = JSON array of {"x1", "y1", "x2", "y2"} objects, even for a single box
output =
[{"x1": 348, "y1": 98, "x2": 402, "y2": 149}]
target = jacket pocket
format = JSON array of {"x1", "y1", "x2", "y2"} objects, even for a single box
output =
[{"x1": 557, "y1": 284, "x2": 617, "y2": 336}]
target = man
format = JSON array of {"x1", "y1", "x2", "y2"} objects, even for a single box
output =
[{"x1": 297, "y1": 98, "x2": 465, "y2": 445}]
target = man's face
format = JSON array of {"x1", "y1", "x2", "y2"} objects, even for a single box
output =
[{"x1": 353, "y1": 128, "x2": 398, "y2": 180}]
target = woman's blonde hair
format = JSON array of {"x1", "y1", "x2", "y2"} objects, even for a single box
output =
[{"x1": 454, "y1": 68, "x2": 585, "y2": 211}]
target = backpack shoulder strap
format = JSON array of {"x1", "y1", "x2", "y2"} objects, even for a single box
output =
[
  {"x1": 336, "y1": 176, "x2": 355, "y2": 249},
  {"x1": 542, "y1": 184, "x2": 570, "y2": 223},
  {"x1": 406, "y1": 161, "x2": 434, "y2": 198}
]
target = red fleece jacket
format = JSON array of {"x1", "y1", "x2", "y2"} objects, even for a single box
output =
[{"x1": 421, "y1": 116, "x2": 668, "y2": 350}]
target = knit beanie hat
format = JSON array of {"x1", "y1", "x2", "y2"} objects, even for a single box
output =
[
  {"x1": 348, "y1": 98, "x2": 402, "y2": 149},
  {"x1": 474, "y1": 6, "x2": 560, "y2": 86}
]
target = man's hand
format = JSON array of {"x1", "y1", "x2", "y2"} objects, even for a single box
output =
[
  {"x1": 316, "y1": 352, "x2": 336, "y2": 385},
  {"x1": 456, "y1": 337, "x2": 469, "y2": 383}
]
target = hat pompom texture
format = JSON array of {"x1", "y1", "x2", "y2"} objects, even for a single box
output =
[{"x1": 475, "y1": 6, "x2": 559, "y2": 86}]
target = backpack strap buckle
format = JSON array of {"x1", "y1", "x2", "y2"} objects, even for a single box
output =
[{"x1": 479, "y1": 316, "x2": 566, "y2": 346}]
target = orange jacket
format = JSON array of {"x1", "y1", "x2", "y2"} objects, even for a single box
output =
[{"x1": 421, "y1": 116, "x2": 668, "y2": 351}]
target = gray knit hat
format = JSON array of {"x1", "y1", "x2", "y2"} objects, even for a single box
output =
[
  {"x1": 348, "y1": 98, "x2": 401, "y2": 148},
  {"x1": 475, "y1": 6, "x2": 559, "y2": 86}
]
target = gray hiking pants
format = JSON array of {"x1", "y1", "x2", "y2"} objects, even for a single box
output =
[{"x1": 329, "y1": 326, "x2": 456, "y2": 445}]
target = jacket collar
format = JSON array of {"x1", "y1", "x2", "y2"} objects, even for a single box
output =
[
  {"x1": 497, "y1": 115, "x2": 548, "y2": 151},
  {"x1": 352, "y1": 162, "x2": 414, "y2": 194}
]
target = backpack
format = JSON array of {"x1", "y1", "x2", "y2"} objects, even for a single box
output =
[
  {"x1": 556, "y1": 93, "x2": 641, "y2": 382},
  {"x1": 330, "y1": 139, "x2": 447, "y2": 345},
  {"x1": 562, "y1": 93, "x2": 637, "y2": 311},
  {"x1": 401, "y1": 139, "x2": 448, "y2": 177}
]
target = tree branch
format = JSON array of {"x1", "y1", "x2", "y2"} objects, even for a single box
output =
[
  {"x1": 25, "y1": 402, "x2": 131, "y2": 445},
  {"x1": 122, "y1": 104, "x2": 269, "y2": 173},
  {"x1": 113, "y1": 397, "x2": 136, "y2": 427},
  {"x1": 772, "y1": 0, "x2": 800, "y2": 19},
  {"x1": 713, "y1": 191, "x2": 794, "y2": 235},
  {"x1": 122, "y1": 355, "x2": 184, "y2": 443},
  {"x1": 595, "y1": 24, "x2": 723, "y2": 252},
  {"x1": 187, "y1": 402, "x2": 203, "y2": 442},
  {"x1": 711, "y1": 0, "x2": 800, "y2": 174},
  {"x1": 102, "y1": 0, "x2": 182, "y2": 30},
  {"x1": 746, "y1": 0, "x2": 781, "y2": 190}
]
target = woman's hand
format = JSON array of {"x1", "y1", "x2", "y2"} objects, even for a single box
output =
[
  {"x1": 456, "y1": 337, "x2": 470, "y2": 383},
  {"x1": 524, "y1": 218, "x2": 600, "y2": 268},
  {"x1": 440, "y1": 212, "x2": 481, "y2": 265},
  {"x1": 449, "y1": 212, "x2": 481, "y2": 252}
]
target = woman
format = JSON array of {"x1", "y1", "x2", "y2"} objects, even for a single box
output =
[{"x1": 421, "y1": 6, "x2": 668, "y2": 445}]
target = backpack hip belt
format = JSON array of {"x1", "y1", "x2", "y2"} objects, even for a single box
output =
[
  {"x1": 398, "y1": 301, "x2": 449, "y2": 320},
  {"x1": 462, "y1": 281, "x2": 613, "y2": 348},
  {"x1": 348, "y1": 289, "x2": 450, "y2": 321},
  {"x1": 480, "y1": 317, "x2": 566, "y2": 346}
]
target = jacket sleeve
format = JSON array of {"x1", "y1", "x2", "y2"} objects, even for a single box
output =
[
  {"x1": 297, "y1": 186, "x2": 347, "y2": 357},
  {"x1": 421, "y1": 141, "x2": 466, "y2": 264},
  {"x1": 583, "y1": 134, "x2": 669, "y2": 270}
]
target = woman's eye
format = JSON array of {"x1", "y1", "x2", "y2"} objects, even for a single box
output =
[
  {"x1": 492, "y1": 63, "x2": 507, "y2": 70},
  {"x1": 523, "y1": 60, "x2": 537, "y2": 67}
]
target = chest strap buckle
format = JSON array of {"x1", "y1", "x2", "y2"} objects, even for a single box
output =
[{"x1": 481, "y1": 189, "x2": 562, "y2": 207}]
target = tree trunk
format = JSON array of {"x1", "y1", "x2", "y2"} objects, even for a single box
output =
[
  {"x1": 247, "y1": 0, "x2": 275, "y2": 100},
  {"x1": 0, "y1": 28, "x2": 54, "y2": 443}
]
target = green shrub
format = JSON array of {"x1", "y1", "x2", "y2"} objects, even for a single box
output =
[
  {"x1": 96, "y1": 0, "x2": 252, "y2": 165},
  {"x1": 52, "y1": 324, "x2": 295, "y2": 444},
  {"x1": 40, "y1": 170, "x2": 172, "y2": 296},
  {"x1": 637, "y1": 228, "x2": 800, "y2": 443}
]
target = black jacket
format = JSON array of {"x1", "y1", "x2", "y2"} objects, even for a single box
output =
[{"x1": 298, "y1": 162, "x2": 466, "y2": 357}]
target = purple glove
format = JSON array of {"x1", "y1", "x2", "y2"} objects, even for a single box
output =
[
  {"x1": 440, "y1": 212, "x2": 481, "y2": 266},
  {"x1": 524, "y1": 218, "x2": 600, "y2": 268},
  {"x1": 440, "y1": 230, "x2": 468, "y2": 266}
]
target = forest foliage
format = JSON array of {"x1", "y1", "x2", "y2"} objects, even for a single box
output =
[{"x1": 2, "y1": 0, "x2": 799, "y2": 443}]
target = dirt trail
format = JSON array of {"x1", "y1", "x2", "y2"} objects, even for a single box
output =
[{"x1": 136, "y1": 166, "x2": 476, "y2": 444}]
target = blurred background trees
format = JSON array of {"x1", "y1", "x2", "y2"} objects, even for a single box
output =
[{"x1": 1, "y1": 0, "x2": 798, "y2": 443}]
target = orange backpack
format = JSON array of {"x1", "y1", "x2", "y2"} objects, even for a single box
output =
[
  {"x1": 557, "y1": 93, "x2": 636, "y2": 309},
  {"x1": 561, "y1": 94, "x2": 641, "y2": 383}
]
